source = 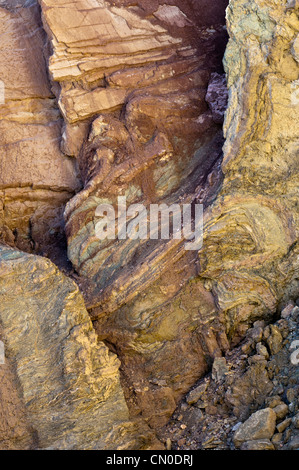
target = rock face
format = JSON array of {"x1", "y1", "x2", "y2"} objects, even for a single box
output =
[
  {"x1": 233, "y1": 408, "x2": 277, "y2": 448},
  {"x1": 1, "y1": 0, "x2": 299, "y2": 450},
  {"x1": 36, "y1": 0, "x2": 299, "y2": 428},
  {"x1": 0, "y1": 245, "x2": 158, "y2": 450},
  {"x1": 203, "y1": 0, "x2": 299, "y2": 336},
  {"x1": 37, "y1": 0, "x2": 229, "y2": 427},
  {"x1": 0, "y1": 1, "x2": 80, "y2": 264}
]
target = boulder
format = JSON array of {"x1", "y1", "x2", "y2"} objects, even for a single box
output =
[
  {"x1": 233, "y1": 408, "x2": 276, "y2": 448},
  {"x1": 0, "y1": 245, "x2": 159, "y2": 450}
]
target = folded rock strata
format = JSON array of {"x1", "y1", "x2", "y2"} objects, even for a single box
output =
[
  {"x1": 203, "y1": 0, "x2": 299, "y2": 334},
  {"x1": 42, "y1": 0, "x2": 299, "y2": 428},
  {"x1": 37, "y1": 0, "x2": 229, "y2": 427},
  {"x1": 1, "y1": 0, "x2": 298, "y2": 443},
  {"x1": 0, "y1": 245, "x2": 159, "y2": 450}
]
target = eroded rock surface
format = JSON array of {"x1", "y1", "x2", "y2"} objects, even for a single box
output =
[
  {"x1": 0, "y1": 1, "x2": 80, "y2": 265},
  {"x1": 202, "y1": 0, "x2": 299, "y2": 338},
  {"x1": 37, "y1": 0, "x2": 229, "y2": 427},
  {"x1": 1, "y1": 0, "x2": 298, "y2": 449},
  {"x1": 0, "y1": 245, "x2": 159, "y2": 450},
  {"x1": 62, "y1": 0, "x2": 299, "y2": 428}
]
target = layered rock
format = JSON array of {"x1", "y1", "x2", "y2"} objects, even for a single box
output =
[
  {"x1": 0, "y1": 1, "x2": 80, "y2": 264},
  {"x1": 0, "y1": 245, "x2": 159, "y2": 450},
  {"x1": 158, "y1": 0, "x2": 299, "y2": 428},
  {"x1": 0, "y1": 0, "x2": 298, "y2": 445},
  {"x1": 0, "y1": 322, "x2": 34, "y2": 450},
  {"x1": 160, "y1": 305, "x2": 299, "y2": 450},
  {"x1": 30, "y1": 0, "x2": 299, "y2": 431},
  {"x1": 38, "y1": 0, "x2": 228, "y2": 153},
  {"x1": 37, "y1": 0, "x2": 229, "y2": 427},
  {"x1": 202, "y1": 0, "x2": 299, "y2": 336}
]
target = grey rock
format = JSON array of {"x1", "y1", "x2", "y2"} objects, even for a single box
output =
[
  {"x1": 233, "y1": 408, "x2": 276, "y2": 448},
  {"x1": 186, "y1": 382, "x2": 209, "y2": 405},
  {"x1": 281, "y1": 303, "x2": 295, "y2": 319},
  {"x1": 249, "y1": 326, "x2": 264, "y2": 343},
  {"x1": 288, "y1": 435, "x2": 299, "y2": 450},
  {"x1": 212, "y1": 357, "x2": 229, "y2": 382},
  {"x1": 256, "y1": 342, "x2": 269, "y2": 359},
  {"x1": 292, "y1": 413, "x2": 299, "y2": 429},
  {"x1": 240, "y1": 439, "x2": 275, "y2": 450},
  {"x1": 205, "y1": 72, "x2": 228, "y2": 124}
]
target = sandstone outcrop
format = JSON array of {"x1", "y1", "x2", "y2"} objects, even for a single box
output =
[{"x1": 0, "y1": 245, "x2": 159, "y2": 450}]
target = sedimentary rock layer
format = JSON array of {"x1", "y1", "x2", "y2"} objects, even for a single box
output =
[
  {"x1": 38, "y1": 0, "x2": 230, "y2": 427},
  {"x1": 202, "y1": 0, "x2": 299, "y2": 332},
  {"x1": 0, "y1": 2, "x2": 80, "y2": 262},
  {"x1": 46, "y1": 0, "x2": 299, "y2": 428},
  {"x1": 3, "y1": 0, "x2": 298, "y2": 441}
]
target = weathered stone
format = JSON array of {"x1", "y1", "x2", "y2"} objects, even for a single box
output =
[
  {"x1": 0, "y1": 245, "x2": 159, "y2": 450},
  {"x1": 41, "y1": 0, "x2": 229, "y2": 426},
  {"x1": 212, "y1": 357, "x2": 229, "y2": 382},
  {"x1": 0, "y1": 2, "x2": 80, "y2": 262},
  {"x1": 266, "y1": 396, "x2": 284, "y2": 409},
  {"x1": 249, "y1": 327, "x2": 264, "y2": 344},
  {"x1": 205, "y1": 72, "x2": 228, "y2": 123},
  {"x1": 256, "y1": 343, "x2": 269, "y2": 360},
  {"x1": 273, "y1": 404, "x2": 289, "y2": 421},
  {"x1": 281, "y1": 303, "x2": 295, "y2": 319},
  {"x1": 225, "y1": 362, "x2": 273, "y2": 420},
  {"x1": 160, "y1": 308, "x2": 299, "y2": 450},
  {"x1": 0, "y1": 329, "x2": 34, "y2": 450},
  {"x1": 200, "y1": 0, "x2": 299, "y2": 342},
  {"x1": 1, "y1": 0, "x2": 299, "y2": 452},
  {"x1": 292, "y1": 34, "x2": 299, "y2": 62},
  {"x1": 233, "y1": 408, "x2": 276, "y2": 448},
  {"x1": 186, "y1": 382, "x2": 209, "y2": 406},
  {"x1": 267, "y1": 326, "x2": 283, "y2": 356},
  {"x1": 276, "y1": 419, "x2": 292, "y2": 434},
  {"x1": 240, "y1": 439, "x2": 275, "y2": 451},
  {"x1": 293, "y1": 413, "x2": 299, "y2": 429},
  {"x1": 271, "y1": 433, "x2": 283, "y2": 448},
  {"x1": 286, "y1": 387, "x2": 298, "y2": 404},
  {"x1": 288, "y1": 434, "x2": 299, "y2": 450}
]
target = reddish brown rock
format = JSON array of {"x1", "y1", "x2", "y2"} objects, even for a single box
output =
[
  {"x1": 39, "y1": 0, "x2": 229, "y2": 426},
  {"x1": 0, "y1": 2, "x2": 80, "y2": 264}
]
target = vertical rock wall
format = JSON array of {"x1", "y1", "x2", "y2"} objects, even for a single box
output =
[
  {"x1": 202, "y1": 0, "x2": 299, "y2": 335},
  {"x1": 0, "y1": 1, "x2": 80, "y2": 265},
  {"x1": 1, "y1": 0, "x2": 298, "y2": 448},
  {"x1": 37, "y1": 0, "x2": 229, "y2": 427}
]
